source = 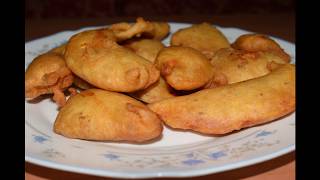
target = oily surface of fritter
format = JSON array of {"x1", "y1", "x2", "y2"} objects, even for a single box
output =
[
  {"x1": 149, "y1": 64, "x2": 295, "y2": 135},
  {"x1": 155, "y1": 46, "x2": 214, "y2": 90},
  {"x1": 64, "y1": 28, "x2": 159, "y2": 92},
  {"x1": 54, "y1": 89, "x2": 163, "y2": 142},
  {"x1": 25, "y1": 52, "x2": 73, "y2": 106},
  {"x1": 144, "y1": 22, "x2": 170, "y2": 40},
  {"x1": 124, "y1": 39, "x2": 165, "y2": 63},
  {"x1": 232, "y1": 34, "x2": 291, "y2": 63},
  {"x1": 131, "y1": 77, "x2": 175, "y2": 104},
  {"x1": 170, "y1": 23, "x2": 230, "y2": 58},
  {"x1": 72, "y1": 75, "x2": 94, "y2": 90},
  {"x1": 110, "y1": 17, "x2": 169, "y2": 41},
  {"x1": 49, "y1": 44, "x2": 67, "y2": 55},
  {"x1": 208, "y1": 48, "x2": 288, "y2": 86}
]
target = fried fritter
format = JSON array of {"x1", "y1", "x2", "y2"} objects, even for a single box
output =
[
  {"x1": 130, "y1": 77, "x2": 175, "y2": 104},
  {"x1": 49, "y1": 44, "x2": 94, "y2": 90},
  {"x1": 155, "y1": 46, "x2": 214, "y2": 90},
  {"x1": 144, "y1": 22, "x2": 170, "y2": 40},
  {"x1": 170, "y1": 23, "x2": 230, "y2": 58},
  {"x1": 64, "y1": 28, "x2": 160, "y2": 92},
  {"x1": 110, "y1": 17, "x2": 170, "y2": 41},
  {"x1": 207, "y1": 48, "x2": 287, "y2": 87},
  {"x1": 149, "y1": 64, "x2": 295, "y2": 135},
  {"x1": 25, "y1": 52, "x2": 73, "y2": 107},
  {"x1": 123, "y1": 39, "x2": 165, "y2": 63},
  {"x1": 54, "y1": 89, "x2": 163, "y2": 142},
  {"x1": 73, "y1": 75, "x2": 94, "y2": 90},
  {"x1": 232, "y1": 34, "x2": 291, "y2": 63},
  {"x1": 50, "y1": 44, "x2": 67, "y2": 55}
]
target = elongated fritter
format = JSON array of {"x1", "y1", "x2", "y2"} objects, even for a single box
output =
[
  {"x1": 207, "y1": 48, "x2": 288, "y2": 87},
  {"x1": 54, "y1": 89, "x2": 163, "y2": 142},
  {"x1": 64, "y1": 28, "x2": 159, "y2": 92},
  {"x1": 149, "y1": 64, "x2": 295, "y2": 135}
]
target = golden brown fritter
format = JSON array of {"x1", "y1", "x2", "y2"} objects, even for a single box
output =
[
  {"x1": 50, "y1": 44, "x2": 67, "y2": 55},
  {"x1": 72, "y1": 75, "x2": 94, "y2": 90},
  {"x1": 144, "y1": 22, "x2": 170, "y2": 40},
  {"x1": 25, "y1": 52, "x2": 73, "y2": 107},
  {"x1": 130, "y1": 77, "x2": 175, "y2": 104},
  {"x1": 64, "y1": 28, "x2": 160, "y2": 92},
  {"x1": 170, "y1": 23, "x2": 230, "y2": 58},
  {"x1": 123, "y1": 39, "x2": 165, "y2": 63},
  {"x1": 155, "y1": 46, "x2": 215, "y2": 90},
  {"x1": 232, "y1": 34, "x2": 291, "y2": 63},
  {"x1": 207, "y1": 48, "x2": 288, "y2": 87},
  {"x1": 110, "y1": 17, "x2": 170, "y2": 41},
  {"x1": 54, "y1": 89, "x2": 163, "y2": 142},
  {"x1": 148, "y1": 64, "x2": 295, "y2": 135}
]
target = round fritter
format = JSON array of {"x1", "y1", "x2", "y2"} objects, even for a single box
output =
[
  {"x1": 54, "y1": 89, "x2": 163, "y2": 142},
  {"x1": 170, "y1": 23, "x2": 230, "y2": 58},
  {"x1": 232, "y1": 34, "x2": 291, "y2": 63},
  {"x1": 155, "y1": 46, "x2": 215, "y2": 90},
  {"x1": 64, "y1": 28, "x2": 160, "y2": 92}
]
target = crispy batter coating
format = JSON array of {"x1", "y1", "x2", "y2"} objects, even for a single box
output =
[
  {"x1": 149, "y1": 64, "x2": 295, "y2": 135},
  {"x1": 110, "y1": 17, "x2": 170, "y2": 41},
  {"x1": 72, "y1": 75, "x2": 94, "y2": 90},
  {"x1": 25, "y1": 52, "x2": 73, "y2": 107},
  {"x1": 54, "y1": 89, "x2": 163, "y2": 142},
  {"x1": 207, "y1": 48, "x2": 287, "y2": 87},
  {"x1": 155, "y1": 46, "x2": 215, "y2": 90},
  {"x1": 130, "y1": 77, "x2": 175, "y2": 104},
  {"x1": 49, "y1": 44, "x2": 94, "y2": 90},
  {"x1": 123, "y1": 39, "x2": 165, "y2": 63},
  {"x1": 170, "y1": 23, "x2": 230, "y2": 58},
  {"x1": 144, "y1": 22, "x2": 170, "y2": 40},
  {"x1": 50, "y1": 44, "x2": 67, "y2": 55},
  {"x1": 232, "y1": 34, "x2": 291, "y2": 63},
  {"x1": 64, "y1": 28, "x2": 160, "y2": 92}
]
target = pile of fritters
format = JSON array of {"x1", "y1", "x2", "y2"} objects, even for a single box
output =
[{"x1": 25, "y1": 18, "x2": 295, "y2": 142}]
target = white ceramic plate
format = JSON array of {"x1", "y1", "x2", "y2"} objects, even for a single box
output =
[{"x1": 25, "y1": 23, "x2": 295, "y2": 179}]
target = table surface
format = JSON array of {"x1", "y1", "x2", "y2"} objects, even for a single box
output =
[{"x1": 25, "y1": 13, "x2": 295, "y2": 180}]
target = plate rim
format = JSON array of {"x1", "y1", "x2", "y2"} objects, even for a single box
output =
[{"x1": 26, "y1": 144, "x2": 294, "y2": 179}]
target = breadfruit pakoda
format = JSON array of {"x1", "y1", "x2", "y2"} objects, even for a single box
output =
[
  {"x1": 123, "y1": 39, "x2": 165, "y2": 63},
  {"x1": 207, "y1": 48, "x2": 288, "y2": 87},
  {"x1": 155, "y1": 46, "x2": 214, "y2": 90},
  {"x1": 54, "y1": 89, "x2": 163, "y2": 142},
  {"x1": 110, "y1": 17, "x2": 170, "y2": 41},
  {"x1": 25, "y1": 52, "x2": 73, "y2": 107},
  {"x1": 130, "y1": 77, "x2": 175, "y2": 104},
  {"x1": 149, "y1": 64, "x2": 295, "y2": 135},
  {"x1": 64, "y1": 28, "x2": 159, "y2": 92},
  {"x1": 170, "y1": 23, "x2": 230, "y2": 58},
  {"x1": 232, "y1": 34, "x2": 291, "y2": 63}
]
